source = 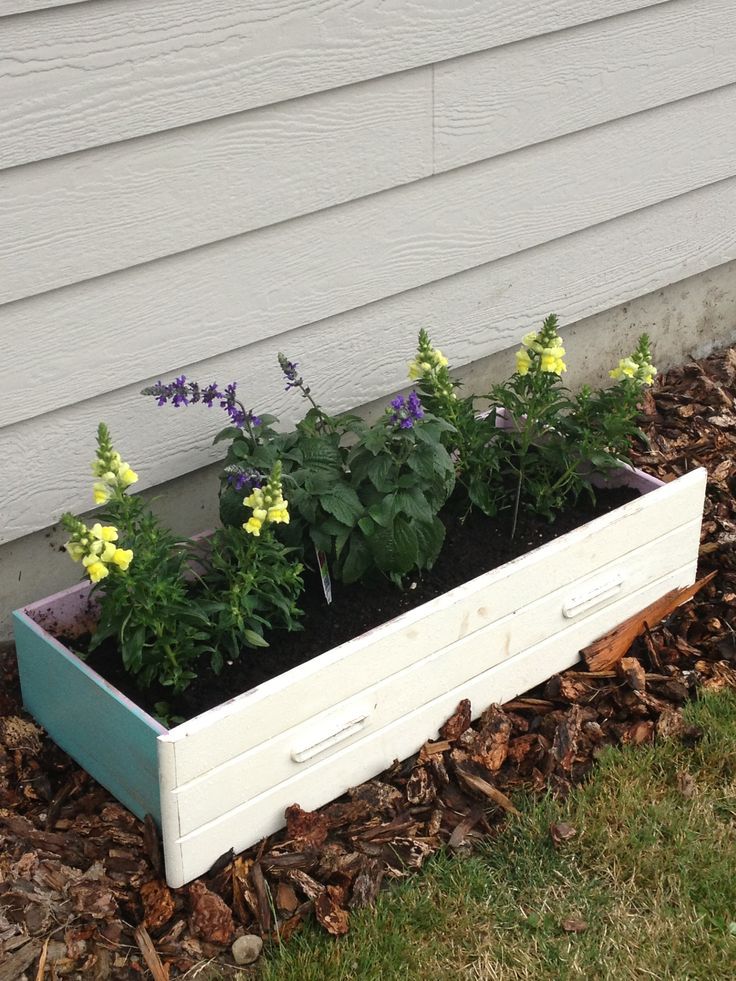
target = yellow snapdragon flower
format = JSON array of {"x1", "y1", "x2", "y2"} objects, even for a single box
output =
[
  {"x1": 516, "y1": 318, "x2": 567, "y2": 376},
  {"x1": 244, "y1": 516, "x2": 263, "y2": 536},
  {"x1": 609, "y1": 357, "x2": 638, "y2": 381},
  {"x1": 516, "y1": 349, "x2": 531, "y2": 376},
  {"x1": 93, "y1": 482, "x2": 112, "y2": 505},
  {"x1": 65, "y1": 541, "x2": 86, "y2": 562},
  {"x1": 62, "y1": 513, "x2": 133, "y2": 583},
  {"x1": 91, "y1": 524, "x2": 118, "y2": 542},
  {"x1": 540, "y1": 345, "x2": 566, "y2": 374},
  {"x1": 82, "y1": 556, "x2": 110, "y2": 582},
  {"x1": 111, "y1": 548, "x2": 133, "y2": 570},
  {"x1": 243, "y1": 461, "x2": 290, "y2": 536}
]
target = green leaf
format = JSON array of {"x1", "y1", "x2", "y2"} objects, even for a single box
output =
[
  {"x1": 320, "y1": 484, "x2": 363, "y2": 526},
  {"x1": 299, "y1": 436, "x2": 342, "y2": 472},
  {"x1": 367, "y1": 495, "x2": 395, "y2": 527},
  {"x1": 243, "y1": 629, "x2": 269, "y2": 649},
  {"x1": 341, "y1": 535, "x2": 371, "y2": 584},
  {"x1": 393, "y1": 487, "x2": 433, "y2": 523},
  {"x1": 362, "y1": 426, "x2": 388, "y2": 454},
  {"x1": 468, "y1": 477, "x2": 498, "y2": 517},
  {"x1": 213, "y1": 426, "x2": 243, "y2": 445},
  {"x1": 413, "y1": 517, "x2": 446, "y2": 570},
  {"x1": 310, "y1": 526, "x2": 332, "y2": 553},
  {"x1": 367, "y1": 453, "x2": 396, "y2": 492},
  {"x1": 219, "y1": 485, "x2": 247, "y2": 528},
  {"x1": 358, "y1": 516, "x2": 376, "y2": 537},
  {"x1": 369, "y1": 517, "x2": 418, "y2": 576}
]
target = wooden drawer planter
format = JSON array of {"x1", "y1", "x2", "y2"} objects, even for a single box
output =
[{"x1": 13, "y1": 466, "x2": 706, "y2": 887}]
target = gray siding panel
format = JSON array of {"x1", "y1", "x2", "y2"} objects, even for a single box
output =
[
  {"x1": 4, "y1": 85, "x2": 736, "y2": 428},
  {"x1": 0, "y1": 0, "x2": 668, "y2": 168},
  {"x1": 0, "y1": 70, "x2": 433, "y2": 303},
  {"x1": 435, "y1": 0, "x2": 736, "y2": 169}
]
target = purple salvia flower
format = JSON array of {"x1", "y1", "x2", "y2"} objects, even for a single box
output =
[
  {"x1": 407, "y1": 390, "x2": 424, "y2": 420},
  {"x1": 141, "y1": 378, "x2": 260, "y2": 429},
  {"x1": 387, "y1": 391, "x2": 424, "y2": 430}
]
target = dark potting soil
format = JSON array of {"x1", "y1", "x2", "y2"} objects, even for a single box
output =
[{"x1": 79, "y1": 489, "x2": 636, "y2": 724}]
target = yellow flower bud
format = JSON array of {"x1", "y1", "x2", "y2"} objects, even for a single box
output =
[
  {"x1": 65, "y1": 541, "x2": 86, "y2": 562},
  {"x1": 253, "y1": 507, "x2": 268, "y2": 521}
]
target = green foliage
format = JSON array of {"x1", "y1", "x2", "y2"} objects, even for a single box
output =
[
  {"x1": 414, "y1": 318, "x2": 657, "y2": 535},
  {"x1": 63, "y1": 429, "x2": 305, "y2": 694},
  {"x1": 196, "y1": 524, "x2": 304, "y2": 674},
  {"x1": 88, "y1": 496, "x2": 212, "y2": 693}
]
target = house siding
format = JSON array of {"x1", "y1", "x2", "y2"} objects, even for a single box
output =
[{"x1": 2, "y1": 0, "x2": 736, "y2": 546}]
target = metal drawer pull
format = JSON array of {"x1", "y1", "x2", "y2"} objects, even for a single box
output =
[
  {"x1": 562, "y1": 573, "x2": 624, "y2": 619},
  {"x1": 291, "y1": 714, "x2": 370, "y2": 763}
]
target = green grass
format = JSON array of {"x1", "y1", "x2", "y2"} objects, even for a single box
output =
[{"x1": 252, "y1": 692, "x2": 736, "y2": 981}]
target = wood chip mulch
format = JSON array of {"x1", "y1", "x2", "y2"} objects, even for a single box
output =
[{"x1": 3, "y1": 345, "x2": 736, "y2": 978}]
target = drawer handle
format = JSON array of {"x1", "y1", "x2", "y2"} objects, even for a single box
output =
[
  {"x1": 563, "y1": 573, "x2": 624, "y2": 619},
  {"x1": 291, "y1": 714, "x2": 370, "y2": 763}
]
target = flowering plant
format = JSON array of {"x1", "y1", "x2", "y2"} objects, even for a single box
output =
[
  {"x1": 62, "y1": 426, "x2": 303, "y2": 694},
  {"x1": 411, "y1": 315, "x2": 657, "y2": 534},
  {"x1": 145, "y1": 356, "x2": 456, "y2": 585}
]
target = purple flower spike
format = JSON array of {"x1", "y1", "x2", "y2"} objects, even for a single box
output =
[
  {"x1": 141, "y1": 378, "x2": 261, "y2": 429},
  {"x1": 387, "y1": 390, "x2": 425, "y2": 430}
]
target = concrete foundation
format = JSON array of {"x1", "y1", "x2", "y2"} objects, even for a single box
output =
[{"x1": 2, "y1": 258, "x2": 735, "y2": 646}]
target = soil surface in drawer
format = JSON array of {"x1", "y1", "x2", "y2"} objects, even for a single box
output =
[{"x1": 74, "y1": 487, "x2": 636, "y2": 722}]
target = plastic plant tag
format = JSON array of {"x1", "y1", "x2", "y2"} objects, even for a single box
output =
[{"x1": 315, "y1": 548, "x2": 333, "y2": 605}]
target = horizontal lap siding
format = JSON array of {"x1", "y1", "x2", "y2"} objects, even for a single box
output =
[
  {"x1": 2, "y1": 1, "x2": 729, "y2": 305},
  {"x1": 435, "y1": 0, "x2": 736, "y2": 169},
  {"x1": 0, "y1": 0, "x2": 666, "y2": 168},
  {"x1": 5, "y1": 85, "x2": 736, "y2": 428},
  {"x1": 0, "y1": 70, "x2": 433, "y2": 304},
  {"x1": 2, "y1": 0, "x2": 735, "y2": 545}
]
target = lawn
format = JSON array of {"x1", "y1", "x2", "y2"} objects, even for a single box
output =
[{"x1": 255, "y1": 691, "x2": 736, "y2": 981}]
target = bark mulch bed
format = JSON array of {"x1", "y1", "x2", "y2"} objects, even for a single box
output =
[{"x1": 3, "y1": 345, "x2": 736, "y2": 979}]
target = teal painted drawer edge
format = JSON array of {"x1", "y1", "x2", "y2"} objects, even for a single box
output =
[{"x1": 12, "y1": 610, "x2": 164, "y2": 825}]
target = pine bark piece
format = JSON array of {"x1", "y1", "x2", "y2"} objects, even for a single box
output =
[
  {"x1": 619, "y1": 657, "x2": 646, "y2": 693},
  {"x1": 188, "y1": 881, "x2": 235, "y2": 945},
  {"x1": 0, "y1": 939, "x2": 43, "y2": 981},
  {"x1": 140, "y1": 879, "x2": 175, "y2": 932},
  {"x1": 314, "y1": 885, "x2": 350, "y2": 936},
  {"x1": 134, "y1": 925, "x2": 169, "y2": 981},
  {"x1": 582, "y1": 573, "x2": 716, "y2": 672},
  {"x1": 439, "y1": 699, "x2": 472, "y2": 741},
  {"x1": 455, "y1": 767, "x2": 520, "y2": 816}
]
